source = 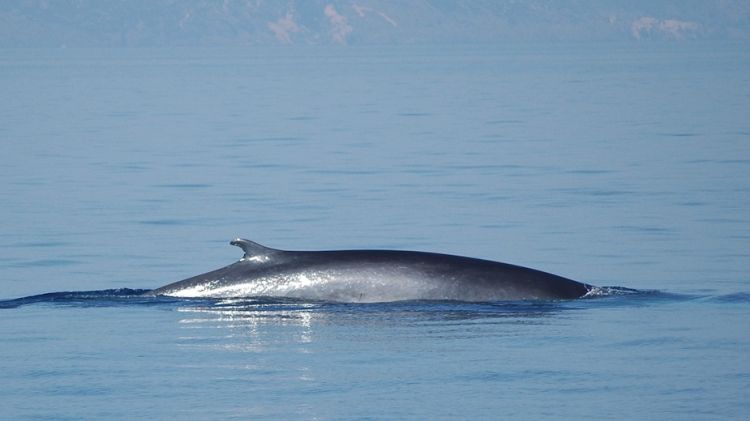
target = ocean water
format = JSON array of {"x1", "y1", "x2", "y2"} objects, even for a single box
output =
[{"x1": 1, "y1": 43, "x2": 749, "y2": 419}]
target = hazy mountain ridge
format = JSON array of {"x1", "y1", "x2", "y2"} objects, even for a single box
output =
[{"x1": 2, "y1": 0, "x2": 748, "y2": 47}]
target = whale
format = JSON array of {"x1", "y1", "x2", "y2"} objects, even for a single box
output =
[{"x1": 148, "y1": 238, "x2": 592, "y2": 302}]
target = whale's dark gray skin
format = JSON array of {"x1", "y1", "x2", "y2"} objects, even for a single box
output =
[
  {"x1": 148, "y1": 238, "x2": 592, "y2": 302},
  {"x1": 149, "y1": 238, "x2": 592, "y2": 302}
]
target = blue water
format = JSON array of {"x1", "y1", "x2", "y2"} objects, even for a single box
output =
[{"x1": 1, "y1": 43, "x2": 749, "y2": 419}]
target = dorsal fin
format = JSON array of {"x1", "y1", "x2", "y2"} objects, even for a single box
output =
[{"x1": 229, "y1": 238, "x2": 277, "y2": 260}]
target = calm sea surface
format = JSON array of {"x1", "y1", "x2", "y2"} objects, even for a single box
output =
[{"x1": 1, "y1": 44, "x2": 749, "y2": 419}]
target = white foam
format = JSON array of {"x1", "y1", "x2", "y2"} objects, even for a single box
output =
[{"x1": 583, "y1": 286, "x2": 641, "y2": 298}]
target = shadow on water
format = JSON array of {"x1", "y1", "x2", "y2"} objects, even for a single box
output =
[
  {"x1": 707, "y1": 292, "x2": 750, "y2": 303},
  {"x1": 0, "y1": 287, "x2": 725, "y2": 322},
  {"x1": 1, "y1": 288, "x2": 570, "y2": 317},
  {"x1": 0, "y1": 289, "x2": 180, "y2": 309}
]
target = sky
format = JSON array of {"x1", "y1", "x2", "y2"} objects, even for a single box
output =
[{"x1": 2, "y1": 0, "x2": 749, "y2": 47}]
